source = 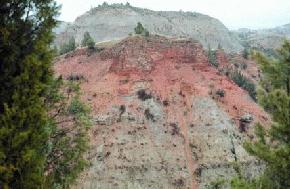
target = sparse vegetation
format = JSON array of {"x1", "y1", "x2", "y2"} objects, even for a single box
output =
[{"x1": 230, "y1": 71, "x2": 256, "y2": 100}]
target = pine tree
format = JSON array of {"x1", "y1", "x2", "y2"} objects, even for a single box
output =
[
  {"x1": 208, "y1": 45, "x2": 218, "y2": 67},
  {"x1": 0, "y1": 1, "x2": 58, "y2": 188},
  {"x1": 134, "y1": 22, "x2": 145, "y2": 34},
  {"x1": 59, "y1": 37, "x2": 76, "y2": 55},
  {"x1": 81, "y1": 32, "x2": 95, "y2": 49},
  {"x1": 44, "y1": 80, "x2": 91, "y2": 188},
  {"x1": 232, "y1": 40, "x2": 290, "y2": 189}
]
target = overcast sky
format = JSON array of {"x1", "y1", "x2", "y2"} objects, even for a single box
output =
[{"x1": 56, "y1": 0, "x2": 290, "y2": 30}]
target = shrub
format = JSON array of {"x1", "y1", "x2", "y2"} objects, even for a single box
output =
[
  {"x1": 242, "y1": 48, "x2": 250, "y2": 59},
  {"x1": 67, "y1": 74, "x2": 85, "y2": 81},
  {"x1": 163, "y1": 100, "x2": 169, "y2": 106},
  {"x1": 137, "y1": 89, "x2": 152, "y2": 101},
  {"x1": 144, "y1": 29, "x2": 150, "y2": 37},
  {"x1": 119, "y1": 105, "x2": 126, "y2": 114},
  {"x1": 134, "y1": 22, "x2": 150, "y2": 37},
  {"x1": 144, "y1": 109, "x2": 154, "y2": 121},
  {"x1": 216, "y1": 89, "x2": 225, "y2": 97},
  {"x1": 170, "y1": 123, "x2": 180, "y2": 135}
]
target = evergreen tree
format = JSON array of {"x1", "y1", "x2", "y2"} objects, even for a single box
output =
[
  {"x1": 134, "y1": 22, "x2": 145, "y2": 34},
  {"x1": 242, "y1": 48, "x2": 250, "y2": 59},
  {"x1": 134, "y1": 22, "x2": 150, "y2": 37},
  {"x1": 232, "y1": 40, "x2": 290, "y2": 189},
  {"x1": 59, "y1": 37, "x2": 76, "y2": 55},
  {"x1": 81, "y1": 32, "x2": 95, "y2": 49},
  {"x1": 208, "y1": 45, "x2": 218, "y2": 67},
  {"x1": 44, "y1": 80, "x2": 91, "y2": 188},
  {"x1": 0, "y1": 0, "x2": 59, "y2": 188}
]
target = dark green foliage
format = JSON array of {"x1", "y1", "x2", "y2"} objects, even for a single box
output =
[
  {"x1": 135, "y1": 22, "x2": 145, "y2": 34},
  {"x1": 67, "y1": 74, "x2": 85, "y2": 81},
  {"x1": 163, "y1": 100, "x2": 169, "y2": 106},
  {"x1": 134, "y1": 22, "x2": 150, "y2": 36},
  {"x1": 232, "y1": 40, "x2": 290, "y2": 189},
  {"x1": 144, "y1": 109, "x2": 155, "y2": 121},
  {"x1": 170, "y1": 123, "x2": 180, "y2": 135},
  {"x1": 68, "y1": 96, "x2": 87, "y2": 115},
  {"x1": 230, "y1": 71, "x2": 256, "y2": 100},
  {"x1": 137, "y1": 89, "x2": 152, "y2": 101},
  {"x1": 216, "y1": 89, "x2": 225, "y2": 98},
  {"x1": 242, "y1": 48, "x2": 250, "y2": 59},
  {"x1": 59, "y1": 37, "x2": 76, "y2": 55},
  {"x1": 0, "y1": 1, "x2": 90, "y2": 188},
  {"x1": 206, "y1": 178, "x2": 226, "y2": 189},
  {"x1": 0, "y1": 0, "x2": 59, "y2": 188},
  {"x1": 144, "y1": 30, "x2": 150, "y2": 37},
  {"x1": 208, "y1": 46, "x2": 218, "y2": 67},
  {"x1": 81, "y1": 32, "x2": 95, "y2": 49},
  {"x1": 231, "y1": 177, "x2": 262, "y2": 189},
  {"x1": 44, "y1": 80, "x2": 91, "y2": 189}
]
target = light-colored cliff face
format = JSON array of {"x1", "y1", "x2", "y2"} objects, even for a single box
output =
[
  {"x1": 55, "y1": 4, "x2": 243, "y2": 53},
  {"x1": 54, "y1": 36, "x2": 268, "y2": 189}
]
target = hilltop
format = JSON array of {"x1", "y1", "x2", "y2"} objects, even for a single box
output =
[{"x1": 54, "y1": 3, "x2": 243, "y2": 52}]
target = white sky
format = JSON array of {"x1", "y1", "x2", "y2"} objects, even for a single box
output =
[{"x1": 56, "y1": 0, "x2": 290, "y2": 30}]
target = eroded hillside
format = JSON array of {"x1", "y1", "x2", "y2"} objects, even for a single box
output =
[{"x1": 54, "y1": 36, "x2": 269, "y2": 189}]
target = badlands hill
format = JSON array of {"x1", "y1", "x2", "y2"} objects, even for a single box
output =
[
  {"x1": 233, "y1": 23, "x2": 290, "y2": 51},
  {"x1": 54, "y1": 35, "x2": 269, "y2": 189},
  {"x1": 54, "y1": 3, "x2": 243, "y2": 52}
]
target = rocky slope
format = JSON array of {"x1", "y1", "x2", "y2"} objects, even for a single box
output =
[
  {"x1": 54, "y1": 3, "x2": 242, "y2": 53},
  {"x1": 54, "y1": 35, "x2": 269, "y2": 189}
]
